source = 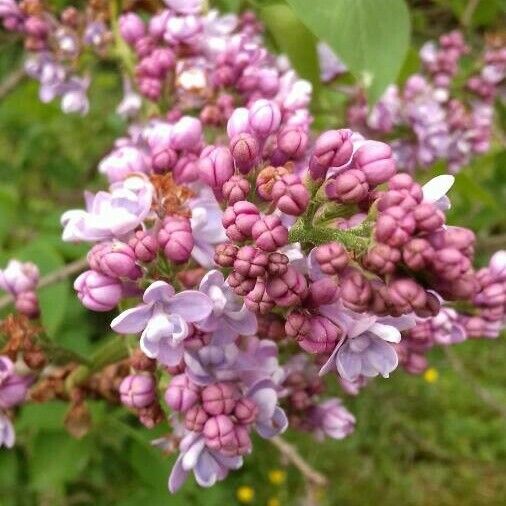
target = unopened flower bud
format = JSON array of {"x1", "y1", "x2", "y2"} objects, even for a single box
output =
[
  {"x1": 325, "y1": 169, "x2": 369, "y2": 203},
  {"x1": 164, "y1": 374, "x2": 199, "y2": 413},
  {"x1": 15, "y1": 292, "x2": 39, "y2": 318},
  {"x1": 245, "y1": 278, "x2": 274, "y2": 314},
  {"x1": 256, "y1": 165, "x2": 290, "y2": 201},
  {"x1": 353, "y1": 140, "x2": 396, "y2": 186},
  {"x1": 202, "y1": 383, "x2": 237, "y2": 416},
  {"x1": 203, "y1": 414, "x2": 235, "y2": 450},
  {"x1": 230, "y1": 133, "x2": 259, "y2": 173},
  {"x1": 233, "y1": 398, "x2": 258, "y2": 425},
  {"x1": 252, "y1": 215, "x2": 288, "y2": 252},
  {"x1": 402, "y1": 238, "x2": 434, "y2": 270},
  {"x1": 151, "y1": 146, "x2": 177, "y2": 174},
  {"x1": 158, "y1": 216, "x2": 194, "y2": 263},
  {"x1": 340, "y1": 271, "x2": 372, "y2": 312},
  {"x1": 267, "y1": 252, "x2": 289, "y2": 276},
  {"x1": 314, "y1": 243, "x2": 349, "y2": 274},
  {"x1": 388, "y1": 278, "x2": 427, "y2": 313},
  {"x1": 128, "y1": 230, "x2": 158, "y2": 263},
  {"x1": 277, "y1": 127, "x2": 308, "y2": 160},
  {"x1": 234, "y1": 246, "x2": 268, "y2": 278},
  {"x1": 271, "y1": 174, "x2": 310, "y2": 215},
  {"x1": 74, "y1": 270, "x2": 122, "y2": 312},
  {"x1": 375, "y1": 206, "x2": 416, "y2": 247},
  {"x1": 266, "y1": 266, "x2": 308, "y2": 306},
  {"x1": 309, "y1": 129, "x2": 354, "y2": 179},
  {"x1": 285, "y1": 310, "x2": 311, "y2": 341},
  {"x1": 227, "y1": 272, "x2": 256, "y2": 296},
  {"x1": 413, "y1": 203, "x2": 445, "y2": 232},
  {"x1": 119, "y1": 13, "x2": 145, "y2": 45},
  {"x1": 222, "y1": 201, "x2": 260, "y2": 242},
  {"x1": 299, "y1": 316, "x2": 342, "y2": 354},
  {"x1": 214, "y1": 243, "x2": 238, "y2": 267},
  {"x1": 222, "y1": 175, "x2": 250, "y2": 205},
  {"x1": 306, "y1": 278, "x2": 340, "y2": 306},
  {"x1": 248, "y1": 99, "x2": 281, "y2": 138},
  {"x1": 185, "y1": 405, "x2": 209, "y2": 432},
  {"x1": 198, "y1": 146, "x2": 234, "y2": 189},
  {"x1": 119, "y1": 374, "x2": 155, "y2": 408},
  {"x1": 363, "y1": 243, "x2": 401, "y2": 275}
]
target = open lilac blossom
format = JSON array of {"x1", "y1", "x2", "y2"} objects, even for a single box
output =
[
  {"x1": 61, "y1": 175, "x2": 154, "y2": 242},
  {"x1": 197, "y1": 270, "x2": 257, "y2": 344},
  {"x1": 311, "y1": 399, "x2": 356, "y2": 440},
  {"x1": 111, "y1": 281, "x2": 213, "y2": 365},
  {"x1": 422, "y1": 174, "x2": 455, "y2": 211}
]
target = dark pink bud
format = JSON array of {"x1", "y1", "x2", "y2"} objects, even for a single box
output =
[
  {"x1": 164, "y1": 374, "x2": 199, "y2": 413},
  {"x1": 252, "y1": 215, "x2": 288, "y2": 252},
  {"x1": 173, "y1": 154, "x2": 199, "y2": 184},
  {"x1": 233, "y1": 398, "x2": 258, "y2": 425},
  {"x1": 402, "y1": 238, "x2": 434, "y2": 270},
  {"x1": 375, "y1": 206, "x2": 415, "y2": 247},
  {"x1": 128, "y1": 230, "x2": 159, "y2": 263},
  {"x1": 370, "y1": 281, "x2": 394, "y2": 316},
  {"x1": 185, "y1": 405, "x2": 209, "y2": 432},
  {"x1": 277, "y1": 127, "x2": 308, "y2": 160},
  {"x1": 309, "y1": 129, "x2": 353, "y2": 179},
  {"x1": 388, "y1": 278, "x2": 427, "y2": 313},
  {"x1": 220, "y1": 424, "x2": 252, "y2": 457},
  {"x1": 271, "y1": 174, "x2": 310, "y2": 216},
  {"x1": 306, "y1": 278, "x2": 340, "y2": 306},
  {"x1": 414, "y1": 292, "x2": 441, "y2": 318},
  {"x1": 88, "y1": 241, "x2": 142, "y2": 280},
  {"x1": 429, "y1": 227, "x2": 475, "y2": 256},
  {"x1": 74, "y1": 270, "x2": 122, "y2": 312},
  {"x1": 15, "y1": 292, "x2": 39, "y2": 319},
  {"x1": 214, "y1": 243, "x2": 238, "y2": 267},
  {"x1": 222, "y1": 201, "x2": 260, "y2": 242},
  {"x1": 267, "y1": 252, "x2": 289, "y2": 276},
  {"x1": 234, "y1": 246, "x2": 268, "y2": 278},
  {"x1": 158, "y1": 216, "x2": 194, "y2": 263},
  {"x1": 325, "y1": 170, "x2": 369, "y2": 203},
  {"x1": 413, "y1": 203, "x2": 445, "y2": 232},
  {"x1": 363, "y1": 243, "x2": 401, "y2": 275},
  {"x1": 203, "y1": 414, "x2": 236, "y2": 450},
  {"x1": 436, "y1": 273, "x2": 477, "y2": 300},
  {"x1": 119, "y1": 13, "x2": 145, "y2": 45},
  {"x1": 198, "y1": 146, "x2": 234, "y2": 189},
  {"x1": 299, "y1": 316, "x2": 342, "y2": 354},
  {"x1": 353, "y1": 141, "x2": 396, "y2": 186},
  {"x1": 230, "y1": 133, "x2": 259, "y2": 173},
  {"x1": 245, "y1": 278, "x2": 274, "y2": 314},
  {"x1": 119, "y1": 374, "x2": 155, "y2": 408},
  {"x1": 202, "y1": 383, "x2": 238, "y2": 416},
  {"x1": 222, "y1": 175, "x2": 251, "y2": 205},
  {"x1": 266, "y1": 266, "x2": 308, "y2": 306},
  {"x1": 227, "y1": 272, "x2": 256, "y2": 296},
  {"x1": 340, "y1": 271, "x2": 372, "y2": 312},
  {"x1": 314, "y1": 243, "x2": 349, "y2": 274},
  {"x1": 151, "y1": 146, "x2": 177, "y2": 174},
  {"x1": 285, "y1": 310, "x2": 311, "y2": 341}
]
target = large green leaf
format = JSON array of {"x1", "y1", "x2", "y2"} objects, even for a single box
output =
[
  {"x1": 259, "y1": 2, "x2": 320, "y2": 92},
  {"x1": 286, "y1": 0, "x2": 410, "y2": 103}
]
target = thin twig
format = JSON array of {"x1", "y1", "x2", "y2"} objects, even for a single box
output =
[
  {"x1": 0, "y1": 65, "x2": 25, "y2": 100},
  {"x1": 0, "y1": 257, "x2": 88, "y2": 311},
  {"x1": 270, "y1": 436, "x2": 328, "y2": 487},
  {"x1": 461, "y1": 0, "x2": 481, "y2": 27},
  {"x1": 445, "y1": 347, "x2": 506, "y2": 419}
]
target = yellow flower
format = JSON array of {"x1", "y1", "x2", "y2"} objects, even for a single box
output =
[
  {"x1": 236, "y1": 485, "x2": 255, "y2": 503},
  {"x1": 267, "y1": 498, "x2": 281, "y2": 506},
  {"x1": 268, "y1": 469, "x2": 286, "y2": 485},
  {"x1": 424, "y1": 367, "x2": 439, "y2": 383}
]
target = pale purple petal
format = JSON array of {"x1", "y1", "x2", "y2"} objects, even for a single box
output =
[
  {"x1": 143, "y1": 281, "x2": 175, "y2": 304},
  {"x1": 168, "y1": 455, "x2": 189, "y2": 493},
  {"x1": 369, "y1": 322, "x2": 401, "y2": 343},
  {"x1": 111, "y1": 305, "x2": 152, "y2": 334},
  {"x1": 336, "y1": 344, "x2": 363, "y2": 381},
  {"x1": 168, "y1": 291, "x2": 213, "y2": 322}
]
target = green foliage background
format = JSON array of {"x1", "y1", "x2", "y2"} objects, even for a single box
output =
[{"x1": 0, "y1": 1, "x2": 505, "y2": 505}]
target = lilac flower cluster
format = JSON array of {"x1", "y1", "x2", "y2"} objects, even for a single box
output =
[
  {"x1": 1, "y1": 0, "x2": 111, "y2": 114},
  {"x1": 0, "y1": 260, "x2": 39, "y2": 318},
  {"x1": 336, "y1": 31, "x2": 506, "y2": 172}
]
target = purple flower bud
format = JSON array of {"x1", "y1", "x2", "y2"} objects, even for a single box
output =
[
  {"x1": 173, "y1": 153, "x2": 199, "y2": 184},
  {"x1": 227, "y1": 107, "x2": 250, "y2": 138},
  {"x1": 198, "y1": 146, "x2": 234, "y2": 189},
  {"x1": 325, "y1": 169, "x2": 369, "y2": 203},
  {"x1": 222, "y1": 175, "x2": 250, "y2": 205},
  {"x1": 158, "y1": 216, "x2": 194, "y2": 263},
  {"x1": 252, "y1": 215, "x2": 288, "y2": 252},
  {"x1": 138, "y1": 77, "x2": 162, "y2": 100},
  {"x1": 214, "y1": 243, "x2": 238, "y2": 268},
  {"x1": 230, "y1": 133, "x2": 259, "y2": 173},
  {"x1": 248, "y1": 99, "x2": 281, "y2": 138},
  {"x1": 185, "y1": 405, "x2": 209, "y2": 432},
  {"x1": 314, "y1": 243, "x2": 349, "y2": 274},
  {"x1": 171, "y1": 116, "x2": 202, "y2": 151},
  {"x1": 202, "y1": 383, "x2": 237, "y2": 416},
  {"x1": 413, "y1": 203, "x2": 445, "y2": 232},
  {"x1": 266, "y1": 266, "x2": 308, "y2": 306},
  {"x1": 15, "y1": 292, "x2": 39, "y2": 319},
  {"x1": 353, "y1": 141, "x2": 396, "y2": 187},
  {"x1": 363, "y1": 243, "x2": 401, "y2": 275},
  {"x1": 271, "y1": 174, "x2": 310, "y2": 216},
  {"x1": 234, "y1": 398, "x2": 258, "y2": 425},
  {"x1": 88, "y1": 241, "x2": 142, "y2": 280},
  {"x1": 340, "y1": 270, "x2": 372, "y2": 312},
  {"x1": 128, "y1": 230, "x2": 159, "y2": 262},
  {"x1": 0, "y1": 260, "x2": 39, "y2": 296},
  {"x1": 0, "y1": 372, "x2": 31, "y2": 410},
  {"x1": 402, "y1": 238, "x2": 434, "y2": 271},
  {"x1": 375, "y1": 206, "x2": 416, "y2": 247},
  {"x1": 432, "y1": 248, "x2": 471, "y2": 280},
  {"x1": 203, "y1": 414, "x2": 235, "y2": 450},
  {"x1": 306, "y1": 278, "x2": 340, "y2": 307},
  {"x1": 164, "y1": 374, "x2": 199, "y2": 413},
  {"x1": 277, "y1": 127, "x2": 308, "y2": 160},
  {"x1": 227, "y1": 272, "x2": 256, "y2": 296},
  {"x1": 119, "y1": 13, "x2": 145, "y2": 45},
  {"x1": 299, "y1": 316, "x2": 342, "y2": 354},
  {"x1": 74, "y1": 270, "x2": 122, "y2": 312},
  {"x1": 233, "y1": 246, "x2": 268, "y2": 278},
  {"x1": 119, "y1": 374, "x2": 156, "y2": 408},
  {"x1": 309, "y1": 129, "x2": 353, "y2": 179},
  {"x1": 388, "y1": 278, "x2": 427, "y2": 313},
  {"x1": 245, "y1": 278, "x2": 274, "y2": 314},
  {"x1": 221, "y1": 424, "x2": 252, "y2": 456},
  {"x1": 134, "y1": 35, "x2": 156, "y2": 58},
  {"x1": 151, "y1": 146, "x2": 177, "y2": 174},
  {"x1": 222, "y1": 201, "x2": 260, "y2": 242},
  {"x1": 285, "y1": 310, "x2": 311, "y2": 341},
  {"x1": 267, "y1": 252, "x2": 289, "y2": 276}
]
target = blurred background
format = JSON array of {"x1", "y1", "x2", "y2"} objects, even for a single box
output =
[{"x1": 0, "y1": 0, "x2": 505, "y2": 505}]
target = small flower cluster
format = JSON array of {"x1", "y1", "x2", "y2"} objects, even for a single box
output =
[
  {"x1": 1, "y1": 0, "x2": 112, "y2": 114},
  {"x1": 332, "y1": 31, "x2": 505, "y2": 172},
  {"x1": 0, "y1": 260, "x2": 39, "y2": 318}
]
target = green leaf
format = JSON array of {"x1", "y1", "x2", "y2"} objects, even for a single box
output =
[
  {"x1": 259, "y1": 2, "x2": 320, "y2": 92},
  {"x1": 17, "y1": 239, "x2": 69, "y2": 336},
  {"x1": 286, "y1": 0, "x2": 411, "y2": 103}
]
